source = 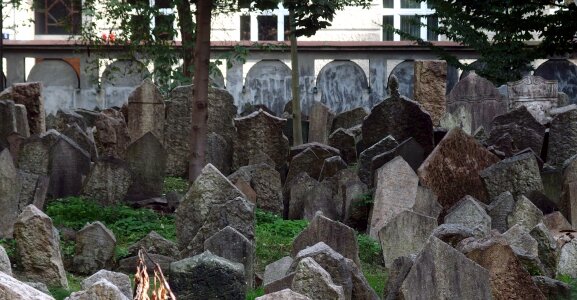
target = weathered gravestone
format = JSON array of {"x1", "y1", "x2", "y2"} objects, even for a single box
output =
[
  {"x1": 125, "y1": 132, "x2": 166, "y2": 201},
  {"x1": 256, "y1": 289, "x2": 311, "y2": 300},
  {"x1": 17, "y1": 170, "x2": 49, "y2": 212},
  {"x1": 0, "y1": 100, "x2": 29, "y2": 142},
  {"x1": 204, "y1": 226, "x2": 255, "y2": 289},
  {"x1": 302, "y1": 180, "x2": 340, "y2": 221},
  {"x1": 507, "y1": 75, "x2": 558, "y2": 124},
  {"x1": 233, "y1": 110, "x2": 289, "y2": 171},
  {"x1": 47, "y1": 109, "x2": 87, "y2": 133},
  {"x1": 487, "y1": 106, "x2": 546, "y2": 157},
  {"x1": 418, "y1": 128, "x2": 500, "y2": 216},
  {"x1": 369, "y1": 156, "x2": 418, "y2": 239},
  {"x1": 378, "y1": 210, "x2": 437, "y2": 268},
  {"x1": 264, "y1": 257, "x2": 293, "y2": 287},
  {"x1": 331, "y1": 107, "x2": 368, "y2": 132},
  {"x1": 286, "y1": 143, "x2": 340, "y2": 184},
  {"x1": 169, "y1": 251, "x2": 246, "y2": 300},
  {"x1": 67, "y1": 279, "x2": 128, "y2": 300},
  {"x1": 13, "y1": 205, "x2": 68, "y2": 288},
  {"x1": 228, "y1": 163, "x2": 283, "y2": 215},
  {"x1": 413, "y1": 60, "x2": 447, "y2": 125},
  {"x1": 362, "y1": 75, "x2": 434, "y2": 155},
  {"x1": 487, "y1": 191, "x2": 515, "y2": 233},
  {"x1": 369, "y1": 137, "x2": 425, "y2": 184},
  {"x1": 508, "y1": 196, "x2": 544, "y2": 231},
  {"x1": 0, "y1": 272, "x2": 55, "y2": 300},
  {"x1": 48, "y1": 135, "x2": 91, "y2": 198},
  {"x1": 285, "y1": 172, "x2": 318, "y2": 220},
  {"x1": 534, "y1": 59, "x2": 577, "y2": 105},
  {"x1": 399, "y1": 236, "x2": 492, "y2": 299},
  {"x1": 73, "y1": 221, "x2": 117, "y2": 275},
  {"x1": 548, "y1": 105, "x2": 577, "y2": 167},
  {"x1": 81, "y1": 158, "x2": 132, "y2": 206},
  {"x1": 530, "y1": 223, "x2": 560, "y2": 278},
  {"x1": 62, "y1": 123, "x2": 98, "y2": 161},
  {"x1": 319, "y1": 156, "x2": 347, "y2": 181},
  {"x1": 81, "y1": 270, "x2": 132, "y2": 299},
  {"x1": 308, "y1": 101, "x2": 335, "y2": 144},
  {"x1": 357, "y1": 135, "x2": 398, "y2": 186},
  {"x1": 446, "y1": 72, "x2": 507, "y2": 133},
  {"x1": 127, "y1": 79, "x2": 165, "y2": 143},
  {"x1": 561, "y1": 155, "x2": 577, "y2": 224},
  {"x1": 0, "y1": 82, "x2": 45, "y2": 135},
  {"x1": 444, "y1": 195, "x2": 491, "y2": 237},
  {"x1": 17, "y1": 130, "x2": 60, "y2": 176},
  {"x1": 291, "y1": 257, "x2": 345, "y2": 300},
  {"x1": 328, "y1": 128, "x2": 357, "y2": 165},
  {"x1": 0, "y1": 149, "x2": 22, "y2": 238},
  {"x1": 94, "y1": 109, "x2": 131, "y2": 159},
  {"x1": 557, "y1": 239, "x2": 577, "y2": 278}
]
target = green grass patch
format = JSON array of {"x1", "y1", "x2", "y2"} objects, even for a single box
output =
[
  {"x1": 163, "y1": 176, "x2": 190, "y2": 194},
  {"x1": 46, "y1": 196, "x2": 175, "y2": 260},
  {"x1": 557, "y1": 274, "x2": 577, "y2": 296},
  {"x1": 48, "y1": 273, "x2": 83, "y2": 300},
  {"x1": 246, "y1": 287, "x2": 264, "y2": 300}
]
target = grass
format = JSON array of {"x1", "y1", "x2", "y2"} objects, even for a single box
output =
[
  {"x1": 48, "y1": 273, "x2": 83, "y2": 300},
  {"x1": 556, "y1": 274, "x2": 577, "y2": 296},
  {"x1": 163, "y1": 176, "x2": 190, "y2": 194}
]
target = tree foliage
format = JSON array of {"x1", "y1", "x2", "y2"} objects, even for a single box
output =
[{"x1": 400, "y1": 0, "x2": 577, "y2": 84}]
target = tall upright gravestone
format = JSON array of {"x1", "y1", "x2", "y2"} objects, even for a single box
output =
[
  {"x1": 0, "y1": 149, "x2": 22, "y2": 238},
  {"x1": 0, "y1": 82, "x2": 45, "y2": 135},
  {"x1": 48, "y1": 135, "x2": 91, "y2": 198},
  {"x1": 447, "y1": 72, "x2": 507, "y2": 133},
  {"x1": 127, "y1": 79, "x2": 165, "y2": 143},
  {"x1": 507, "y1": 75, "x2": 558, "y2": 124},
  {"x1": 125, "y1": 132, "x2": 166, "y2": 201},
  {"x1": 413, "y1": 60, "x2": 447, "y2": 126}
]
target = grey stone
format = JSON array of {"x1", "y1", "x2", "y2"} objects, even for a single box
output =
[
  {"x1": 400, "y1": 236, "x2": 492, "y2": 299},
  {"x1": 480, "y1": 152, "x2": 544, "y2": 199},
  {"x1": 256, "y1": 289, "x2": 311, "y2": 300},
  {"x1": 228, "y1": 163, "x2": 283, "y2": 215},
  {"x1": 308, "y1": 101, "x2": 335, "y2": 144},
  {"x1": 532, "y1": 276, "x2": 572, "y2": 300},
  {"x1": 444, "y1": 195, "x2": 492, "y2": 237},
  {"x1": 342, "y1": 179, "x2": 370, "y2": 231},
  {"x1": 62, "y1": 123, "x2": 97, "y2": 161},
  {"x1": 264, "y1": 257, "x2": 293, "y2": 286},
  {"x1": 13, "y1": 205, "x2": 68, "y2": 288},
  {"x1": 357, "y1": 135, "x2": 398, "y2": 186},
  {"x1": 431, "y1": 223, "x2": 476, "y2": 247},
  {"x1": 126, "y1": 230, "x2": 179, "y2": 258},
  {"x1": 169, "y1": 251, "x2": 246, "y2": 300},
  {"x1": 233, "y1": 110, "x2": 289, "y2": 171},
  {"x1": 204, "y1": 226, "x2": 256, "y2": 289},
  {"x1": 0, "y1": 149, "x2": 22, "y2": 238},
  {"x1": 73, "y1": 222, "x2": 117, "y2": 275},
  {"x1": 0, "y1": 271, "x2": 55, "y2": 300},
  {"x1": 508, "y1": 196, "x2": 544, "y2": 231},
  {"x1": 557, "y1": 239, "x2": 577, "y2": 278},
  {"x1": 543, "y1": 211, "x2": 572, "y2": 236},
  {"x1": 292, "y1": 213, "x2": 360, "y2": 266},
  {"x1": 370, "y1": 138, "x2": 426, "y2": 182},
  {"x1": 125, "y1": 132, "x2": 166, "y2": 201},
  {"x1": 127, "y1": 79, "x2": 165, "y2": 143},
  {"x1": 264, "y1": 273, "x2": 296, "y2": 295},
  {"x1": 0, "y1": 245, "x2": 11, "y2": 276},
  {"x1": 413, "y1": 60, "x2": 447, "y2": 126},
  {"x1": 331, "y1": 107, "x2": 368, "y2": 132},
  {"x1": 487, "y1": 191, "x2": 516, "y2": 233},
  {"x1": 369, "y1": 156, "x2": 419, "y2": 239},
  {"x1": 378, "y1": 210, "x2": 437, "y2": 267},
  {"x1": 17, "y1": 170, "x2": 48, "y2": 212},
  {"x1": 503, "y1": 224, "x2": 540, "y2": 259},
  {"x1": 507, "y1": 75, "x2": 559, "y2": 124},
  {"x1": 302, "y1": 180, "x2": 340, "y2": 221},
  {"x1": 383, "y1": 256, "x2": 414, "y2": 300},
  {"x1": 81, "y1": 270, "x2": 132, "y2": 299},
  {"x1": 411, "y1": 186, "x2": 442, "y2": 219},
  {"x1": 8, "y1": 82, "x2": 45, "y2": 135},
  {"x1": 206, "y1": 132, "x2": 230, "y2": 174},
  {"x1": 319, "y1": 156, "x2": 348, "y2": 181},
  {"x1": 66, "y1": 279, "x2": 128, "y2": 300},
  {"x1": 561, "y1": 154, "x2": 577, "y2": 224},
  {"x1": 530, "y1": 223, "x2": 560, "y2": 277},
  {"x1": 17, "y1": 131, "x2": 60, "y2": 176},
  {"x1": 94, "y1": 108, "x2": 130, "y2": 159},
  {"x1": 24, "y1": 282, "x2": 49, "y2": 294},
  {"x1": 48, "y1": 134, "x2": 91, "y2": 198},
  {"x1": 81, "y1": 158, "x2": 132, "y2": 206},
  {"x1": 291, "y1": 257, "x2": 345, "y2": 300},
  {"x1": 47, "y1": 109, "x2": 86, "y2": 133},
  {"x1": 487, "y1": 106, "x2": 546, "y2": 157},
  {"x1": 116, "y1": 254, "x2": 175, "y2": 276},
  {"x1": 329, "y1": 128, "x2": 357, "y2": 165},
  {"x1": 286, "y1": 172, "x2": 318, "y2": 220},
  {"x1": 287, "y1": 144, "x2": 341, "y2": 184},
  {"x1": 534, "y1": 59, "x2": 577, "y2": 106},
  {"x1": 548, "y1": 105, "x2": 577, "y2": 167}
]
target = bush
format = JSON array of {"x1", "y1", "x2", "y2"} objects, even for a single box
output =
[{"x1": 163, "y1": 176, "x2": 189, "y2": 194}]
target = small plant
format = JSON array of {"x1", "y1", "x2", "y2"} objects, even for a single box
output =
[
  {"x1": 353, "y1": 191, "x2": 375, "y2": 207},
  {"x1": 163, "y1": 177, "x2": 190, "y2": 194}
]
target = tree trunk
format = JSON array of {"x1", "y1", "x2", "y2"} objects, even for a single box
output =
[
  {"x1": 188, "y1": 0, "x2": 211, "y2": 182},
  {"x1": 289, "y1": 9, "x2": 303, "y2": 146},
  {"x1": 176, "y1": 0, "x2": 195, "y2": 78}
]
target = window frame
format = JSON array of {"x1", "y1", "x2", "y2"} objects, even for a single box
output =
[{"x1": 381, "y1": 0, "x2": 436, "y2": 42}]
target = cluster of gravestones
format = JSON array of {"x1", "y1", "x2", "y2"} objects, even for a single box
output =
[{"x1": 1, "y1": 57, "x2": 577, "y2": 299}]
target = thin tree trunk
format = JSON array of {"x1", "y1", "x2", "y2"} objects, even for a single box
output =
[
  {"x1": 176, "y1": 0, "x2": 195, "y2": 78},
  {"x1": 188, "y1": 0, "x2": 211, "y2": 182},
  {"x1": 289, "y1": 9, "x2": 303, "y2": 146}
]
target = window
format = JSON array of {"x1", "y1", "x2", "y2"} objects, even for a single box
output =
[
  {"x1": 400, "y1": 15, "x2": 419, "y2": 40},
  {"x1": 427, "y1": 15, "x2": 438, "y2": 41},
  {"x1": 258, "y1": 15, "x2": 277, "y2": 41},
  {"x1": 383, "y1": 0, "x2": 394, "y2": 8},
  {"x1": 125, "y1": 0, "x2": 174, "y2": 41},
  {"x1": 284, "y1": 15, "x2": 290, "y2": 41},
  {"x1": 382, "y1": 15, "x2": 394, "y2": 41},
  {"x1": 381, "y1": 0, "x2": 437, "y2": 41},
  {"x1": 401, "y1": 0, "x2": 420, "y2": 8},
  {"x1": 34, "y1": 0, "x2": 81, "y2": 35},
  {"x1": 240, "y1": 15, "x2": 251, "y2": 40}
]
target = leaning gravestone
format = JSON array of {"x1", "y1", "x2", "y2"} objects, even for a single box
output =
[
  {"x1": 81, "y1": 158, "x2": 132, "y2": 206},
  {"x1": 548, "y1": 105, "x2": 577, "y2": 167},
  {"x1": 369, "y1": 137, "x2": 425, "y2": 184},
  {"x1": 331, "y1": 107, "x2": 368, "y2": 132},
  {"x1": 400, "y1": 236, "x2": 492, "y2": 299},
  {"x1": 487, "y1": 106, "x2": 546, "y2": 157},
  {"x1": 81, "y1": 270, "x2": 132, "y2": 299},
  {"x1": 62, "y1": 123, "x2": 98, "y2": 161},
  {"x1": 534, "y1": 59, "x2": 577, "y2": 105},
  {"x1": 480, "y1": 152, "x2": 544, "y2": 199},
  {"x1": 17, "y1": 130, "x2": 60, "y2": 176},
  {"x1": 125, "y1": 132, "x2": 166, "y2": 201},
  {"x1": 418, "y1": 128, "x2": 500, "y2": 216},
  {"x1": 487, "y1": 191, "x2": 515, "y2": 233},
  {"x1": 378, "y1": 210, "x2": 437, "y2": 268},
  {"x1": 507, "y1": 75, "x2": 558, "y2": 124},
  {"x1": 94, "y1": 109, "x2": 131, "y2": 159},
  {"x1": 446, "y1": 72, "x2": 507, "y2": 133},
  {"x1": 362, "y1": 75, "x2": 434, "y2": 155},
  {"x1": 357, "y1": 135, "x2": 398, "y2": 186},
  {"x1": 233, "y1": 110, "x2": 289, "y2": 171},
  {"x1": 13, "y1": 205, "x2": 68, "y2": 288},
  {"x1": 0, "y1": 100, "x2": 17, "y2": 140},
  {"x1": 291, "y1": 257, "x2": 345, "y2": 300},
  {"x1": 73, "y1": 221, "x2": 117, "y2": 275},
  {"x1": 0, "y1": 149, "x2": 22, "y2": 238},
  {"x1": 48, "y1": 135, "x2": 91, "y2": 198},
  {"x1": 328, "y1": 128, "x2": 357, "y2": 165},
  {"x1": 127, "y1": 79, "x2": 165, "y2": 143},
  {"x1": 369, "y1": 156, "x2": 419, "y2": 239},
  {"x1": 413, "y1": 60, "x2": 447, "y2": 125},
  {"x1": 286, "y1": 144, "x2": 340, "y2": 184},
  {"x1": 444, "y1": 195, "x2": 491, "y2": 236},
  {"x1": 228, "y1": 163, "x2": 283, "y2": 215},
  {"x1": 2, "y1": 82, "x2": 45, "y2": 135},
  {"x1": 17, "y1": 170, "x2": 49, "y2": 218},
  {"x1": 308, "y1": 101, "x2": 334, "y2": 144}
]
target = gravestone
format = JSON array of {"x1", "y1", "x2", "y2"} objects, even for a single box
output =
[
  {"x1": 561, "y1": 155, "x2": 577, "y2": 224},
  {"x1": 73, "y1": 221, "x2": 117, "y2": 275},
  {"x1": 413, "y1": 60, "x2": 447, "y2": 125},
  {"x1": 233, "y1": 110, "x2": 289, "y2": 171},
  {"x1": 370, "y1": 137, "x2": 425, "y2": 183},
  {"x1": 81, "y1": 158, "x2": 132, "y2": 206},
  {"x1": 534, "y1": 59, "x2": 577, "y2": 105},
  {"x1": 13, "y1": 205, "x2": 68, "y2": 288},
  {"x1": 480, "y1": 152, "x2": 543, "y2": 199},
  {"x1": 487, "y1": 192, "x2": 515, "y2": 233},
  {"x1": 0, "y1": 272, "x2": 55, "y2": 300},
  {"x1": 62, "y1": 123, "x2": 98, "y2": 161},
  {"x1": 204, "y1": 226, "x2": 256, "y2": 289},
  {"x1": 548, "y1": 105, "x2": 577, "y2": 167},
  {"x1": 357, "y1": 135, "x2": 398, "y2": 186},
  {"x1": 331, "y1": 107, "x2": 368, "y2": 132},
  {"x1": 286, "y1": 144, "x2": 340, "y2": 184},
  {"x1": 291, "y1": 257, "x2": 345, "y2": 300},
  {"x1": 94, "y1": 109, "x2": 131, "y2": 159},
  {"x1": 264, "y1": 257, "x2": 293, "y2": 287},
  {"x1": 531, "y1": 223, "x2": 560, "y2": 278},
  {"x1": 412, "y1": 186, "x2": 442, "y2": 220},
  {"x1": 503, "y1": 224, "x2": 539, "y2": 259},
  {"x1": 328, "y1": 129, "x2": 357, "y2": 164},
  {"x1": 508, "y1": 196, "x2": 544, "y2": 230},
  {"x1": 369, "y1": 156, "x2": 419, "y2": 239},
  {"x1": 418, "y1": 128, "x2": 500, "y2": 216},
  {"x1": 286, "y1": 172, "x2": 318, "y2": 220},
  {"x1": 256, "y1": 289, "x2": 310, "y2": 300},
  {"x1": 507, "y1": 75, "x2": 558, "y2": 124},
  {"x1": 81, "y1": 270, "x2": 132, "y2": 299},
  {"x1": 444, "y1": 195, "x2": 491, "y2": 236},
  {"x1": 302, "y1": 180, "x2": 339, "y2": 221},
  {"x1": 0, "y1": 149, "x2": 22, "y2": 238},
  {"x1": 47, "y1": 110, "x2": 86, "y2": 133},
  {"x1": 17, "y1": 130, "x2": 60, "y2": 176},
  {"x1": 378, "y1": 210, "x2": 437, "y2": 267},
  {"x1": 487, "y1": 106, "x2": 546, "y2": 157},
  {"x1": 14, "y1": 104, "x2": 30, "y2": 138},
  {"x1": 228, "y1": 163, "x2": 283, "y2": 215},
  {"x1": 125, "y1": 132, "x2": 166, "y2": 201},
  {"x1": 446, "y1": 72, "x2": 507, "y2": 132},
  {"x1": 362, "y1": 75, "x2": 434, "y2": 155},
  {"x1": 557, "y1": 240, "x2": 577, "y2": 278},
  {"x1": 48, "y1": 135, "x2": 91, "y2": 198},
  {"x1": 308, "y1": 101, "x2": 334, "y2": 144},
  {"x1": 126, "y1": 230, "x2": 179, "y2": 258},
  {"x1": 17, "y1": 170, "x2": 49, "y2": 214},
  {"x1": 400, "y1": 236, "x2": 492, "y2": 299},
  {"x1": 0, "y1": 100, "x2": 17, "y2": 141},
  {"x1": 127, "y1": 79, "x2": 165, "y2": 142},
  {"x1": 319, "y1": 156, "x2": 347, "y2": 181},
  {"x1": 5, "y1": 82, "x2": 45, "y2": 135}
]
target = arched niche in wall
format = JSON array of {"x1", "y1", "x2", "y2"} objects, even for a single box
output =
[
  {"x1": 172, "y1": 64, "x2": 225, "y2": 89},
  {"x1": 535, "y1": 59, "x2": 577, "y2": 105},
  {"x1": 243, "y1": 59, "x2": 292, "y2": 116},
  {"x1": 28, "y1": 59, "x2": 80, "y2": 115},
  {"x1": 388, "y1": 60, "x2": 414, "y2": 99},
  {"x1": 316, "y1": 59, "x2": 369, "y2": 114},
  {"x1": 101, "y1": 59, "x2": 150, "y2": 108}
]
